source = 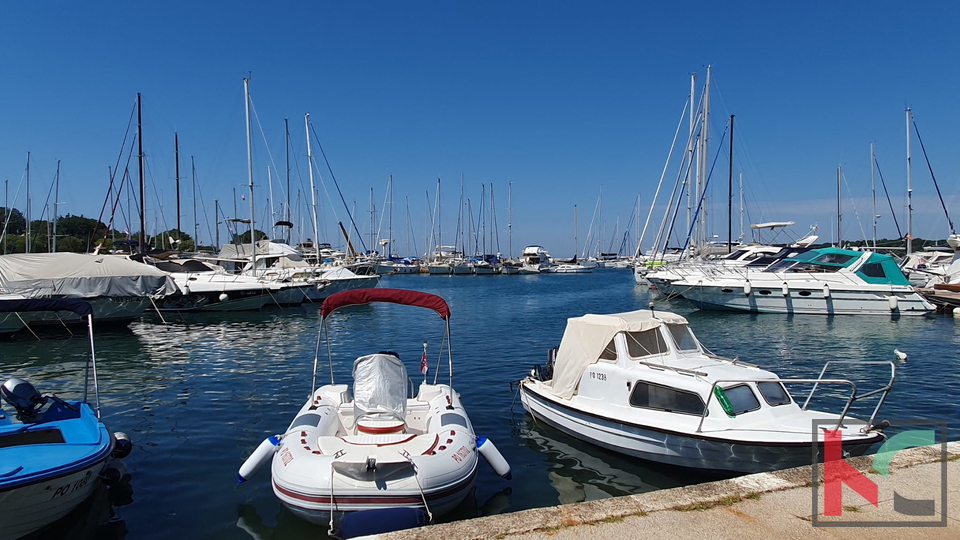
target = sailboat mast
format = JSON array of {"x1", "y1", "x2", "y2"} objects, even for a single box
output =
[
  {"x1": 574, "y1": 204, "x2": 578, "y2": 259},
  {"x1": 52, "y1": 160, "x2": 60, "y2": 252},
  {"x1": 388, "y1": 175, "x2": 393, "y2": 258},
  {"x1": 700, "y1": 65, "x2": 712, "y2": 252},
  {"x1": 837, "y1": 165, "x2": 842, "y2": 247},
  {"x1": 268, "y1": 166, "x2": 276, "y2": 239},
  {"x1": 870, "y1": 142, "x2": 876, "y2": 248},
  {"x1": 686, "y1": 72, "x2": 696, "y2": 241},
  {"x1": 175, "y1": 132, "x2": 181, "y2": 244},
  {"x1": 137, "y1": 93, "x2": 146, "y2": 254},
  {"x1": 905, "y1": 107, "x2": 913, "y2": 256},
  {"x1": 305, "y1": 113, "x2": 321, "y2": 258},
  {"x1": 243, "y1": 78, "x2": 256, "y2": 273},
  {"x1": 507, "y1": 181, "x2": 513, "y2": 259},
  {"x1": 727, "y1": 114, "x2": 734, "y2": 253},
  {"x1": 25, "y1": 152, "x2": 31, "y2": 254},
  {"x1": 739, "y1": 173, "x2": 744, "y2": 242},
  {"x1": 285, "y1": 118, "x2": 292, "y2": 244},
  {"x1": 192, "y1": 156, "x2": 198, "y2": 249}
]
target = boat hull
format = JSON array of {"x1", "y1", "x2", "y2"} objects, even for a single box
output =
[
  {"x1": 0, "y1": 461, "x2": 107, "y2": 540},
  {"x1": 680, "y1": 284, "x2": 934, "y2": 316},
  {"x1": 520, "y1": 381, "x2": 882, "y2": 474}
]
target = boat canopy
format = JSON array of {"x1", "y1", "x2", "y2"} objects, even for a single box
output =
[
  {"x1": 549, "y1": 310, "x2": 688, "y2": 399},
  {"x1": 321, "y1": 288, "x2": 451, "y2": 319},
  {"x1": 0, "y1": 253, "x2": 177, "y2": 298},
  {"x1": 0, "y1": 297, "x2": 93, "y2": 317}
]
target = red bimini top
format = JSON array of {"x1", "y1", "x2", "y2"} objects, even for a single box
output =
[{"x1": 320, "y1": 288, "x2": 451, "y2": 319}]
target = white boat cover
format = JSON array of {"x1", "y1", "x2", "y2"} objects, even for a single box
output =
[
  {"x1": 548, "y1": 310, "x2": 688, "y2": 399},
  {"x1": 0, "y1": 253, "x2": 177, "y2": 298},
  {"x1": 352, "y1": 353, "x2": 408, "y2": 420}
]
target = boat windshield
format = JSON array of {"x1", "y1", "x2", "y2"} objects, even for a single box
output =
[
  {"x1": 666, "y1": 324, "x2": 699, "y2": 352},
  {"x1": 599, "y1": 338, "x2": 617, "y2": 361},
  {"x1": 625, "y1": 329, "x2": 669, "y2": 358}
]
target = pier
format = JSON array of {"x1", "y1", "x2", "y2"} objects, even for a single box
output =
[{"x1": 376, "y1": 442, "x2": 960, "y2": 539}]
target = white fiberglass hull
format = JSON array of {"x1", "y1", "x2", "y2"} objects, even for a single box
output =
[
  {"x1": 519, "y1": 381, "x2": 882, "y2": 474},
  {"x1": 271, "y1": 384, "x2": 479, "y2": 522},
  {"x1": 680, "y1": 283, "x2": 934, "y2": 316},
  {"x1": 0, "y1": 461, "x2": 106, "y2": 540}
]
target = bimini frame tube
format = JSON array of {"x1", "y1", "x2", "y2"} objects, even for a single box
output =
[{"x1": 85, "y1": 313, "x2": 101, "y2": 418}]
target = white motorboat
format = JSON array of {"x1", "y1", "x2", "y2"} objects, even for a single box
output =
[
  {"x1": 520, "y1": 246, "x2": 554, "y2": 274},
  {"x1": 150, "y1": 258, "x2": 278, "y2": 311},
  {"x1": 672, "y1": 247, "x2": 935, "y2": 316},
  {"x1": 239, "y1": 288, "x2": 510, "y2": 538},
  {"x1": 0, "y1": 298, "x2": 132, "y2": 540},
  {"x1": 519, "y1": 308, "x2": 894, "y2": 473}
]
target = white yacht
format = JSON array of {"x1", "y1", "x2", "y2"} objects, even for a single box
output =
[
  {"x1": 519, "y1": 308, "x2": 894, "y2": 473},
  {"x1": 671, "y1": 247, "x2": 935, "y2": 316}
]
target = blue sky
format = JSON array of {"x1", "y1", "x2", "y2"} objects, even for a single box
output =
[{"x1": 1, "y1": 2, "x2": 958, "y2": 257}]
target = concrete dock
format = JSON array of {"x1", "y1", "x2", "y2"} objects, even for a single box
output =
[{"x1": 374, "y1": 441, "x2": 959, "y2": 540}]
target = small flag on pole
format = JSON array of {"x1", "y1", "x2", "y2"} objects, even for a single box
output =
[{"x1": 420, "y1": 341, "x2": 428, "y2": 376}]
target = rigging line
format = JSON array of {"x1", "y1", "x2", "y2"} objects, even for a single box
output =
[
  {"x1": 93, "y1": 98, "x2": 138, "y2": 242},
  {"x1": 101, "y1": 135, "x2": 139, "y2": 248},
  {"x1": 840, "y1": 171, "x2": 868, "y2": 245},
  {"x1": 247, "y1": 96, "x2": 288, "y2": 208},
  {"x1": 912, "y1": 120, "x2": 955, "y2": 233},
  {"x1": 0, "y1": 176, "x2": 26, "y2": 249},
  {"x1": 192, "y1": 164, "x2": 215, "y2": 248},
  {"x1": 873, "y1": 157, "x2": 903, "y2": 239},
  {"x1": 680, "y1": 125, "x2": 729, "y2": 258},
  {"x1": 144, "y1": 157, "x2": 171, "y2": 241},
  {"x1": 309, "y1": 122, "x2": 368, "y2": 253}
]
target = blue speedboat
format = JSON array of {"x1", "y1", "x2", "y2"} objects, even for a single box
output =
[{"x1": 0, "y1": 298, "x2": 132, "y2": 540}]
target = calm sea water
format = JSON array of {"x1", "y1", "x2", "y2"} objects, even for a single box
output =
[{"x1": 4, "y1": 270, "x2": 960, "y2": 539}]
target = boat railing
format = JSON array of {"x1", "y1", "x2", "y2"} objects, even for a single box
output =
[{"x1": 695, "y1": 361, "x2": 895, "y2": 434}]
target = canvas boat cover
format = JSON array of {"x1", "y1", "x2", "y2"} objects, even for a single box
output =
[
  {"x1": 548, "y1": 310, "x2": 688, "y2": 400},
  {"x1": 0, "y1": 253, "x2": 177, "y2": 298},
  {"x1": 352, "y1": 353, "x2": 408, "y2": 420},
  {"x1": 218, "y1": 241, "x2": 311, "y2": 268}
]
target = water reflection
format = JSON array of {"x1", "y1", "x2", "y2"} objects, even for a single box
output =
[{"x1": 515, "y1": 415, "x2": 711, "y2": 504}]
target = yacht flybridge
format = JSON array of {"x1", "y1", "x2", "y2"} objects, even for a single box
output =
[{"x1": 519, "y1": 308, "x2": 894, "y2": 473}]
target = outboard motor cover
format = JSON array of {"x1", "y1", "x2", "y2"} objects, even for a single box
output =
[{"x1": 1, "y1": 377, "x2": 46, "y2": 420}]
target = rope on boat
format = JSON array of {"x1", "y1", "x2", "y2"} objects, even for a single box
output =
[
  {"x1": 328, "y1": 461, "x2": 338, "y2": 537},
  {"x1": 148, "y1": 296, "x2": 168, "y2": 325},
  {"x1": 408, "y1": 458, "x2": 434, "y2": 524}
]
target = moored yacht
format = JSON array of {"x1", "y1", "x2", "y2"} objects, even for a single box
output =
[
  {"x1": 519, "y1": 308, "x2": 894, "y2": 473},
  {"x1": 672, "y1": 247, "x2": 934, "y2": 316}
]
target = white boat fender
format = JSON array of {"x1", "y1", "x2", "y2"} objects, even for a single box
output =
[
  {"x1": 238, "y1": 435, "x2": 281, "y2": 483},
  {"x1": 743, "y1": 281, "x2": 752, "y2": 295},
  {"x1": 822, "y1": 283, "x2": 830, "y2": 298},
  {"x1": 219, "y1": 292, "x2": 229, "y2": 302},
  {"x1": 112, "y1": 431, "x2": 133, "y2": 459},
  {"x1": 888, "y1": 295, "x2": 899, "y2": 311},
  {"x1": 476, "y1": 436, "x2": 512, "y2": 479},
  {"x1": 781, "y1": 282, "x2": 789, "y2": 296}
]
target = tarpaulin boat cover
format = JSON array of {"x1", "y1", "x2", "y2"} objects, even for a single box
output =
[
  {"x1": 548, "y1": 310, "x2": 688, "y2": 400},
  {"x1": 353, "y1": 353, "x2": 408, "y2": 420},
  {"x1": 0, "y1": 253, "x2": 177, "y2": 298}
]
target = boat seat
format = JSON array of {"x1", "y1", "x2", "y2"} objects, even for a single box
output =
[{"x1": 356, "y1": 417, "x2": 406, "y2": 435}]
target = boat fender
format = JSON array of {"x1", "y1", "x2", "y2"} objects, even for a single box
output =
[
  {"x1": 743, "y1": 281, "x2": 752, "y2": 295},
  {"x1": 823, "y1": 283, "x2": 830, "y2": 298},
  {"x1": 781, "y1": 282, "x2": 789, "y2": 296},
  {"x1": 219, "y1": 293, "x2": 229, "y2": 302},
  {"x1": 889, "y1": 295, "x2": 899, "y2": 311},
  {"x1": 100, "y1": 460, "x2": 128, "y2": 486},
  {"x1": 238, "y1": 435, "x2": 281, "y2": 483},
  {"x1": 112, "y1": 431, "x2": 133, "y2": 459},
  {"x1": 477, "y1": 436, "x2": 512, "y2": 479},
  {"x1": 714, "y1": 387, "x2": 736, "y2": 417}
]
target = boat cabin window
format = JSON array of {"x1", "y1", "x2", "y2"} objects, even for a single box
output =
[
  {"x1": 858, "y1": 262, "x2": 887, "y2": 279},
  {"x1": 722, "y1": 384, "x2": 761, "y2": 415},
  {"x1": 757, "y1": 382, "x2": 791, "y2": 406},
  {"x1": 666, "y1": 324, "x2": 699, "y2": 352},
  {"x1": 812, "y1": 252, "x2": 856, "y2": 265},
  {"x1": 625, "y1": 330, "x2": 669, "y2": 358},
  {"x1": 599, "y1": 338, "x2": 618, "y2": 361},
  {"x1": 629, "y1": 382, "x2": 705, "y2": 416}
]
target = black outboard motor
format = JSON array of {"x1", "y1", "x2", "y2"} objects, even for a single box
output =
[{"x1": 1, "y1": 377, "x2": 47, "y2": 421}]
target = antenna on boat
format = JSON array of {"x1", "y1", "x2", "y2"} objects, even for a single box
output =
[{"x1": 649, "y1": 301, "x2": 656, "y2": 315}]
